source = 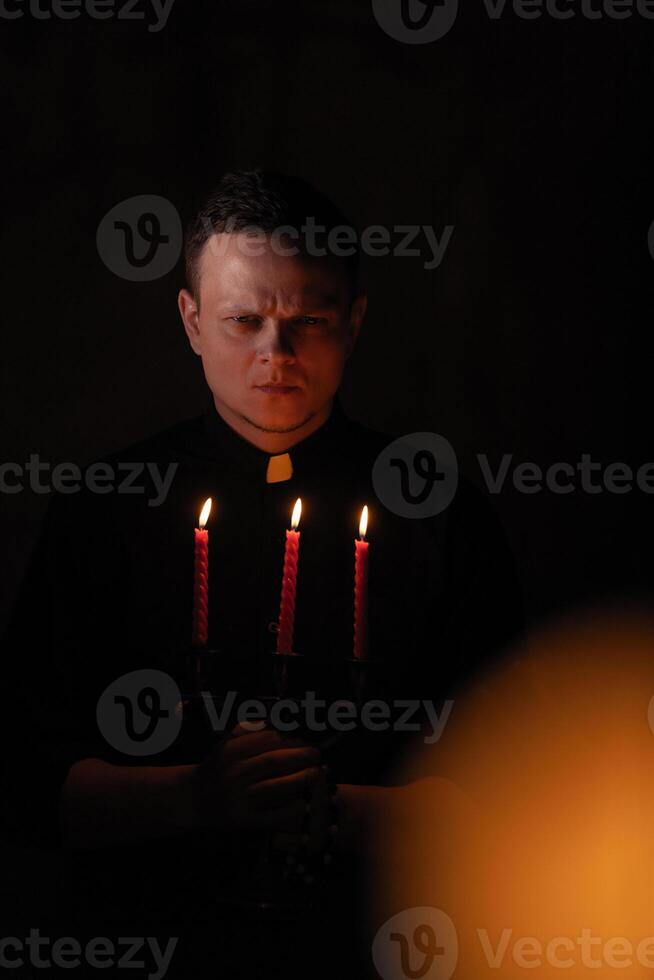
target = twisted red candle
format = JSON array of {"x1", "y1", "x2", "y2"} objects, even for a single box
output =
[
  {"x1": 192, "y1": 498, "x2": 211, "y2": 648},
  {"x1": 192, "y1": 529, "x2": 209, "y2": 646},
  {"x1": 277, "y1": 498, "x2": 302, "y2": 655},
  {"x1": 354, "y1": 506, "x2": 369, "y2": 660}
]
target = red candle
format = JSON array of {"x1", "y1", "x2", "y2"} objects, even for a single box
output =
[
  {"x1": 276, "y1": 497, "x2": 302, "y2": 655},
  {"x1": 192, "y1": 497, "x2": 212, "y2": 648},
  {"x1": 354, "y1": 505, "x2": 369, "y2": 660}
]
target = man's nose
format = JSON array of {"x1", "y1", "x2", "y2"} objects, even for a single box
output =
[{"x1": 256, "y1": 321, "x2": 296, "y2": 363}]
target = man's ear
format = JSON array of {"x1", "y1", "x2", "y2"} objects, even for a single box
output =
[
  {"x1": 178, "y1": 289, "x2": 202, "y2": 356},
  {"x1": 345, "y1": 293, "x2": 367, "y2": 357}
]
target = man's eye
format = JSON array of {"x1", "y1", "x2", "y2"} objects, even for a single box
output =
[
  {"x1": 229, "y1": 316, "x2": 257, "y2": 324},
  {"x1": 296, "y1": 316, "x2": 321, "y2": 326}
]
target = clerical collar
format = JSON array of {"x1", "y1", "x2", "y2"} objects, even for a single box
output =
[{"x1": 203, "y1": 395, "x2": 350, "y2": 482}]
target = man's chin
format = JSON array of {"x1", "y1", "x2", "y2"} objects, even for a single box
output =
[
  {"x1": 239, "y1": 388, "x2": 308, "y2": 428},
  {"x1": 245, "y1": 407, "x2": 316, "y2": 435},
  {"x1": 213, "y1": 389, "x2": 329, "y2": 437}
]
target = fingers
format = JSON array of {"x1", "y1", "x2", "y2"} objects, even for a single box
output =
[
  {"x1": 203, "y1": 731, "x2": 304, "y2": 773},
  {"x1": 232, "y1": 746, "x2": 321, "y2": 788},
  {"x1": 247, "y1": 766, "x2": 323, "y2": 811},
  {"x1": 220, "y1": 725, "x2": 309, "y2": 765}
]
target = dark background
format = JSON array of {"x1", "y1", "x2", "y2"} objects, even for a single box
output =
[
  {"x1": 2, "y1": 1, "x2": 654, "y2": 632},
  {"x1": 1, "y1": 0, "x2": 653, "y2": 934}
]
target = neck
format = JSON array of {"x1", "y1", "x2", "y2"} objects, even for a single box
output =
[{"x1": 213, "y1": 396, "x2": 334, "y2": 454}]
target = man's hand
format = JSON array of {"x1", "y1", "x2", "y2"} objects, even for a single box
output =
[{"x1": 181, "y1": 722, "x2": 324, "y2": 836}]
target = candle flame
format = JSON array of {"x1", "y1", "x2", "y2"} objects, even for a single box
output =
[
  {"x1": 359, "y1": 505, "x2": 369, "y2": 539},
  {"x1": 198, "y1": 497, "x2": 212, "y2": 529},
  {"x1": 291, "y1": 497, "x2": 302, "y2": 530}
]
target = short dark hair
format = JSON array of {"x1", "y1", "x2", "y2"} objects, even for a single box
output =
[{"x1": 183, "y1": 169, "x2": 360, "y2": 299}]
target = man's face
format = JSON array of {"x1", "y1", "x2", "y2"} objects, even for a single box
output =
[{"x1": 178, "y1": 232, "x2": 366, "y2": 437}]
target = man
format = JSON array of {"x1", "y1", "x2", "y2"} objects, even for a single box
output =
[{"x1": 2, "y1": 170, "x2": 522, "y2": 978}]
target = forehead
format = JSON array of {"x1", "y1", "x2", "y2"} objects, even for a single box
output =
[{"x1": 197, "y1": 231, "x2": 350, "y2": 307}]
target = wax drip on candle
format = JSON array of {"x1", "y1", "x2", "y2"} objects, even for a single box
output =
[
  {"x1": 277, "y1": 497, "x2": 302, "y2": 655},
  {"x1": 192, "y1": 497, "x2": 212, "y2": 648}
]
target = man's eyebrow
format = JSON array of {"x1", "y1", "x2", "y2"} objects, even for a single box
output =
[
  {"x1": 215, "y1": 293, "x2": 343, "y2": 313},
  {"x1": 214, "y1": 299, "x2": 259, "y2": 313}
]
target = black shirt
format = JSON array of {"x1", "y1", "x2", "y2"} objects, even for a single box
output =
[{"x1": 1, "y1": 395, "x2": 523, "y2": 977}]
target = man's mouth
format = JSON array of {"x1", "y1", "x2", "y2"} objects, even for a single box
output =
[{"x1": 255, "y1": 383, "x2": 301, "y2": 395}]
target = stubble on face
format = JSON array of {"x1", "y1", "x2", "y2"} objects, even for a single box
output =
[{"x1": 227, "y1": 404, "x2": 322, "y2": 436}]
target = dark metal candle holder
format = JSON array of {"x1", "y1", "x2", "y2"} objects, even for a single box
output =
[{"x1": 173, "y1": 645, "x2": 384, "y2": 917}]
